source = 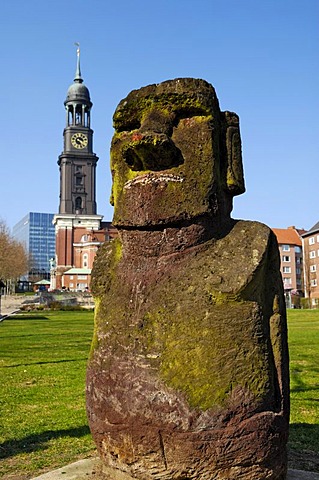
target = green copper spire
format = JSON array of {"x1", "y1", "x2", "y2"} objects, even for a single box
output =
[{"x1": 74, "y1": 42, "x2": 83, "y2": 83}]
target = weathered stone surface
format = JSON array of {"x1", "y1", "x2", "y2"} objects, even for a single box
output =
[{"x1": 86, "y1": 78, "x2": 289, "y2": 479}]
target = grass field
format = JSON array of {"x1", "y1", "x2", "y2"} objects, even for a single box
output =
[
  {"x1": 287, "y1": 309, "x2": 319, "y2": 472},
  {"x1": 0, "y1": 311, "x2": 96, "y2": 479},
  {"x1": 0, "y1": 308, "x2": 319, "y2": 478}
]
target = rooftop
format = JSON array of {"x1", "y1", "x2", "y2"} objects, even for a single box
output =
[
  {"x1": 302, "y1": 221, "x2": 319, "y2": 236},
  {"x1": 272, "y1": 226, "x2": 304, "y2": 246},
  {"x1": 63, "y1": 268, "x2": 91, "y2": 275}
]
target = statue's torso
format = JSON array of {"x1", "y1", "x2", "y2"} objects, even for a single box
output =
[{"x1": 88, "y1": 220, "x2": 288, "y2": 479}]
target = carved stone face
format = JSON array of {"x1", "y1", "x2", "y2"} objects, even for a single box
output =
[{"x1": 110, "y1": 78, "x2": 244, "y2": 228}]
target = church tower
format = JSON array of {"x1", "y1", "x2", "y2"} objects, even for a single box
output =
[
  {"x1": 52, "y1": 46, "x2": 106, "y2": 291},
  {"x1": 58, "y1": 45, "x2": 98, "y2": 215}
]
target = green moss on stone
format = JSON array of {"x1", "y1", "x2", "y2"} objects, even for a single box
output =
[
  {"x1": 89, "y1": 297, "x2": 100, "y2": 359},
  {"x1": 151, "y1": 299, "x2": 270, "y2": 410},
  {"x1": 92, "y1": 222, "x2": 277, "y2": 410},
  {"x1": 113, "y1": 91, "x2": 213, "y2": 133}
]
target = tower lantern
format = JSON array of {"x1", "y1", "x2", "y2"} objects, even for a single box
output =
[{"x1": 65, "y1": 45, "x2": 92, "y2": 129}]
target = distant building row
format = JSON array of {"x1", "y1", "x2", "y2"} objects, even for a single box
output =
[
  {"x1": 272, "y1": 223, "x2": 319, "y2": 308},
  {"x1": 12, "y1": 212, "x2": 319, "y2": 307},
  {"x1": 10, "y1": 51, "x2": 319, "y2": 305}
]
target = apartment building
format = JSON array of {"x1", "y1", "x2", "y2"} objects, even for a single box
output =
[
  {"x1": 272, "y1": 226, "x2": 305, "y2": 307},
  {"x1": 301, "y1": 221, "x2": 319, "y2": 306}
]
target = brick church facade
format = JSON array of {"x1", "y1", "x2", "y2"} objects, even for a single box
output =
[{"x1": 50, "y1": 47, "x2": 116, "y2": 291}]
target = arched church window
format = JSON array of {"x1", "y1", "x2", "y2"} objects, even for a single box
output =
[
  {"x1": 75, "y1": 197, "x2": 82, "y2": 212},
  {"x1": 75, "y1": 111, "x2": 81, "y2": 125},
  {"x1": 83, "y1": 253, "x2": 89, "y2": 268},
  {"x1": 75, "y1": 175, "x2": 83, "y2": 186},
  {"x1": 68, "y1": 109, "x2": 73, "y2": 126},
  {"x1": 84, "y1": 108, "x2": 90, "y2": 127}
]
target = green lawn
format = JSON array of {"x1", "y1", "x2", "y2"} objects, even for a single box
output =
[
  {"x1": 288, "y1": 309, "x2": 319, "y2": 471},
  {"x1": 0, "y1": 311, "x2": 96, "y2": 479},
  {"x1": 0, "y1": 308, "x2": 318, "y2": 478}
]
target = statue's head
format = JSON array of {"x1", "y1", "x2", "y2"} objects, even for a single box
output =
[{"x1": 110, "y1": 78, "x2": 245, "y2": 228}]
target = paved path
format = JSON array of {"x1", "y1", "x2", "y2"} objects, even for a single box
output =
[
  {"x1": 31, "y1": 457, "x2": 319, "y2": 480},
  {"x1": 0, "y1": 294, "x2": 25, "y2": 320}
]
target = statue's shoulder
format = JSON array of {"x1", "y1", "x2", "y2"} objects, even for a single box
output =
[
  {"x1": 201, "y1": 220, "x2": 278, "y2": 295},
  {"x1": 233, "y1": 219, "x2": 280, "y2": 260},
  {"x1": 213, "y1": 219, "x2": 276, "y2": 256},
  {"x1": 229, "y1": 219, "x2": 275, "y2": 247}
]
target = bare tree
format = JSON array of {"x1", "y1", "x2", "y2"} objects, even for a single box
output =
[{"x1": 0, "y1": 219, "x2": 29, "y2": 294}]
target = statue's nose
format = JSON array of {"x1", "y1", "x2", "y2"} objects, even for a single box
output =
[{"x1": 122, "y1": 132, "x2": 183, "y2": 172}]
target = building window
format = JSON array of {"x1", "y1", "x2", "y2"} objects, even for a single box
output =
[
  {"x1": 310, "y1": 265, "x2": 317, "y2": 272},
  {"x1": 282, "y1": 245, "x2": 290, "y2": 251},
  {"x1": 75, "y1": 175, "x2": 83, "y2": 186},
  {"x1": 296, "y1": 257, "x2": 301, "y2": 264},
  {"x1": 283, "y1": 266, "x2": 291, "y2": 273},
  {"x1": 296, "y1": 268, "x2": 301, "y2": 274},
  {"x1": 83, "y1": 253, "x2": 88, "y2": 268},
  {"x1": 317, "y1": 235, "x2": 319, "y2": 243},
  {"x1": 309, "y1": 237, "x2": 315, "y2": 245},
  {"x1": 310, "y1": 251, "x2": 316, "y2": 259},
  {"x1": 284, "y1": 278, "x2": 292, "y2": 285},
  {"x1": 295, "y1": 246, "x2": 301, "y2": 253},
  {"x1": 70, "y1": 282, "x2": 74, "y2": 287},
  {"x1": 78, "y1": 275, "x2": 87, "y2": 280},
  {"x1": 311, "y1": 279, "x2": 317, "y2": 287},
  {"x1": 75, "y1": 197, "x2": 82, "y2": 212},
  {"x1": 282, "y1": 256, "x2": 290, "y2": 262},
  {"x1": 70, "y1": 275, "x2": 74, "y2": 280}
]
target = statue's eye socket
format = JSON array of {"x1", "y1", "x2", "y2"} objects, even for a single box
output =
[
  {"x1": 115, "y1": 119, "x2": 141, "y2": 133},
  {"x1": 173, "y1": 107, "x2": 210, "y2": 127}
]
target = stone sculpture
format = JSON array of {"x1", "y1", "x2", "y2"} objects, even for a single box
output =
[{"x1": 86, "y1": 78, "x2": 289, "y2": 479}]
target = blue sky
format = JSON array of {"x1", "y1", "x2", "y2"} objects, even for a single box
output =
[{"x1": 0, "y1": 0, "x2": 318, "y2": 231}]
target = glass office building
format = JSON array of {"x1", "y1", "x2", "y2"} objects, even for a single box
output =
[{"x1": 13, "y1": 212, "x2": 55, "y2": 280}]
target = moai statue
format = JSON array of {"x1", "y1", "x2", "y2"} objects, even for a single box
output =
[{"x1": 86, "y1": 78, "x2": 289, "y2": 480}]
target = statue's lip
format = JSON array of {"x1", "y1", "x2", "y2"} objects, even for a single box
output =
[{"x1": 124, "y1": 173, "x2": 184, "y2": 189}]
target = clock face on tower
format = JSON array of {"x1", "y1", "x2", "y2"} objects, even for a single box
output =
[{"x1": 71, "y1": 132, "x2": 88, "y2": 149}]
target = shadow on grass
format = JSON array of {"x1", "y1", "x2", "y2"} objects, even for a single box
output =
[
  {"x1": 4, "y1": 315, "x2": 49, "y2": 321},
  {"x1": 0, "y1": 425, "x2": 91, "y2": 459},
  {"x1": 289, "y1": 423, "x2": 319, "y2": 447},
  {"x1": 289, "y1": 423, "x2": 319, "y2": 472},
  {"x1": 4, "y1": 358, "x2": 88, "y2": 368},
  {"x1": 289, "y1": 424, "x2": 319, "y2": 471},
  {"x1": 290, "y1": 366, "x2": 319, "y2": 394}
]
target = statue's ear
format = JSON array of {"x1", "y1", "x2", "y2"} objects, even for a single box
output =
[{"x1": 220, "y1": 111, "x2": 245, "y2": 196}]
